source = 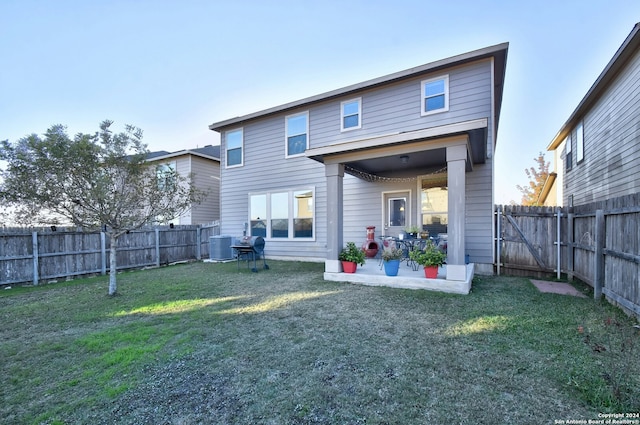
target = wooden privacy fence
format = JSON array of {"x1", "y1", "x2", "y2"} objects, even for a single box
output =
[
  {"x1": 496, "y1": 193, "x2": 640, "y2": 319},
  {"x1": 0, "y1": 223, "x2": 220, "y2": 286}
]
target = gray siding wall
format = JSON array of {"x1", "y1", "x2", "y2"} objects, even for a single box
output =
[
  {"x1": 153, "y1": 155, "x2": 220, "y2": 225},
  {"x1": 190, "y1": 156, "x2": 220, "y2": 224},
  {"x1": 218, "y1": 58, "x2": 495, "y2": 263},
  {"x1": 564, "y1": 47, "x2": 640, "y2": 205}
]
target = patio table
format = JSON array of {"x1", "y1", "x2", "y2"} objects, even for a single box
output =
[{"x1": 379, "y1": 236, "x2": 428, "y2": 270}]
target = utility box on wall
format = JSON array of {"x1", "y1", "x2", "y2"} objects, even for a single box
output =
[{"x1": 209, "y1": 235, "x2": 233, "y2": 260}]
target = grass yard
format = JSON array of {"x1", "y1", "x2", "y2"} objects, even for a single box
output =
[{"x1": 1, "y1": 261, "x2": 639, "y2": 425}]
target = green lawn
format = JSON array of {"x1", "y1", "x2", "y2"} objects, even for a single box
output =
[{"x1": 1, "y1": 261, "x2": 638, "y2": 424}]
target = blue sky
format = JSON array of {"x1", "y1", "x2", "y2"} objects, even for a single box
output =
[{"x1": 1, "y1": 0, "x2": 639, "y2": 204}]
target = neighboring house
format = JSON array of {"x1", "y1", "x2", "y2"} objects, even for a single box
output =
[
  {"x1": 545, "y1": 23, "x2": 640, "y2": 207},
  {"x1": 146, "y1": 145, "x2": 221, "y2": 225},
  {"x1": 209, "y1": 43, "x2": 508, "y2": 279}
]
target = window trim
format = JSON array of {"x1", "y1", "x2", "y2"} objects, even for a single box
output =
[
  {"x1": 420, "y1": 75, "x2": 449, "y2": 116},
  {"x1": 156, "y1": 161, "x2": 177, "y2": 191},
  {"x1": 249, "y1": 187, "x2": 316, "y2": 241},
  {"x1": 285, "y1": 111, "x2": 309, "y2": 158},
  {"x1": 565, "y1": 134, "x2": 573, "y2": 171},
  {"x1": 340, "y1": 97, "x2": 362, "y2": 132},
  {"x1": 418, "y1": 173, "x2": 448, "y2": 235},
  {"x1": 225, "y1": 127, "x2": 244, "y2": 168},
  {"x1": 576, "y1": 121, "x2": 584, "y2": 164}
]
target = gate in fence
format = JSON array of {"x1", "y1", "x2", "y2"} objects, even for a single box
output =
[{"x1": 495, "y1": 194, "x2": 640, "y2": 319}]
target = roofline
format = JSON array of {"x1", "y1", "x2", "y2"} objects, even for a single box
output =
[
  {"x1": 537, "y1": 172, "x2": 557, "y2": 205},
  {"x1": 209, "y1": 42, "x2": 509, "y2": 132},
  {"x1": 146, "y1": 150, "x2": 220, "y2": 163},
  {"x1": 547, "y1": 22, "x2": 640, "y2": 151}
]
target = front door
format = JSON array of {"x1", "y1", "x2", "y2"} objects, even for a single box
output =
[{"x1": 383, "y1": 191, "x2": 410, "y2": 238}]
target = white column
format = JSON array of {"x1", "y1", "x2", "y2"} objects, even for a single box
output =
[
  {"x1": 446, "y1": 145, "x2": 467, "y2": 281},
  {"x1": 325, "y1": 163, "x2": 344, "y2": 273}
]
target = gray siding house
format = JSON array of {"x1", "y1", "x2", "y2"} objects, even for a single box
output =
[
  {"x1": 545, "y1": 23, "x2": 640, "y2": 206},
  {"x1": 209, "y1": 44, "x2": 508, "y2": 280},
  {"x1": 147, "y1": 145, "x2": 221, "y2": 225}
]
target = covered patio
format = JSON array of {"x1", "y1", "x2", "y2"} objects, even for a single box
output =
[
  {"x1": 324, "y1": 258, "x2": 475, "y2": 294},
  {"x1": 306, "y1": 118, "x2": 488, "y2": 293}
]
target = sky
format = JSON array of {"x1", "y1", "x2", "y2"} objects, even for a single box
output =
[{"x1": 1, "y1": 0, "x2": 639, "y2": 204}]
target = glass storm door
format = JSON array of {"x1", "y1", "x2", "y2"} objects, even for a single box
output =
[{"x1": 383, "y1": 191, "x2": 409, "y2": 237}]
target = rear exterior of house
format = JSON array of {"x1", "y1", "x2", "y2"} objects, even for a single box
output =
[
  {"x1": 147, "y1": 146, "x2": 221, "y2": 225},
  {"x1": 210, "y1": 44, "x2": 508, "y2": 277},
  {"x1": 546, "y1": 23, "x2": 640, "y2": 207}
]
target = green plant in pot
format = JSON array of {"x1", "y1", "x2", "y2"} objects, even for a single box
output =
[
  {"x1": 381, "y1": 246, "x2": 404, "y2": 276},
  {"x1": 339, "y1": 241, "x2": 366, "y2": 273},
  {"x1": 409, "y1": 241, "x2": 446, "y2": 278}
]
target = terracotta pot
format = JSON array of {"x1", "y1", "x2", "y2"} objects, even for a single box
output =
[
  {"x1": 342, "y1": 261, "x2": 357, "y2": 274},
  {"x1": 424, "y1": 265, "x2": 438, "y2": 279},
  {"x1": 362, "y1": 226, "x2": 379, "y2": 258}
]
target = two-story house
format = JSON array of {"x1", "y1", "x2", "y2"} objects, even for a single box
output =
[
  {"x1": 545, "y1": 22, "x2": 640, "y2": 206},
  {"x1": 209, "y1": 43, "x2": 508, "y2": 291},
  {"x1": 146, "y1": 145, "x2": 221, "y2": 225}
]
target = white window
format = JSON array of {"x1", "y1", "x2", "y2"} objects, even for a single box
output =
[
  {"x1": 249, "y1": 188, "x2": 315, "y2": 239},
  {"x1": 156, "y1": 161, "x2": 176, "y2": 191},
  {"x1": 421, "y1": 75, "x2": 449, "y2": 116},
  {"x1": 285, "y1": 112, "x2": 309, "y2": 157},
  {"x1": 341, "y1": 98, "x2": 361, "y2": 131},
  {"x1": 576, "y1": 121, "x2": 584, "y2": 163},
  {"x1": 420, "y1": 174, "x2": 448, "y2": 236},
  {"x1": 226, "y1": 128, "x2": 243, "y2": 168},
  {"x1": 565, "y1": 134, "x2": 573, "y2": 171}
]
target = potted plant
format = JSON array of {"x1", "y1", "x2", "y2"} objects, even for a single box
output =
[
  {"x1": 338, "y1": 241, "x2": 366, "y2": 273},
  {"x1": 409, "y1": 241, "x2": 446, "y2": 278},
  {"x1": 404, "y1": 225, "x2": 420, "y2": 239},
  {"x1": 381, "y1": 246, "x2": 404, "y2": 276}
]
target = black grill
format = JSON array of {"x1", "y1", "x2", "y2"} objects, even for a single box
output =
[{"x1": 231, "y1": 236, "x2": 269, "y2": 272}]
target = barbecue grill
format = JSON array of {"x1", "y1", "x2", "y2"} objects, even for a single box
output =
[{"x1": 231, "y1": 236, "x2": 269, "y2": 272}]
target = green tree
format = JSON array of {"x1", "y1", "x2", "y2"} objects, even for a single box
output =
[
  {"x1": 0, "y1": 120, "x2": 205, "y2": 295},
  {"x1": 516, "y1": 152, "x2": 550, "y2": 206}
]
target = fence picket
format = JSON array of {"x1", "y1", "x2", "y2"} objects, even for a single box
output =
[
  {"x1": 0, "y1": 223, "x2": 220, "y2": 286},
  {"x1": 497, "y1": 193, "x2": 640, "y2": 319}
]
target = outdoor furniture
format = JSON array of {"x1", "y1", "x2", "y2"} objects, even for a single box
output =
[
  {"x1": 379, "y1": 236, "x2": 428, "y2": 270},
  {"x1": 231, "y1": 236, "x2": 269, "y2": 272}
]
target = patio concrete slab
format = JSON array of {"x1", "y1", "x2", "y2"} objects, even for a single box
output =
[
  {"x1": 530, "y1": 279, "x2": 587, "y2": 298},
  {"x1": 324, "y1": 259, "x2": 474, "y2": 294}
]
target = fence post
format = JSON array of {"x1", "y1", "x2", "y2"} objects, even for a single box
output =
[
  {"x1": 100, "y1": 232, "x2": 107, "y2": 275},
  {"x1": 495, "y1": 205, "x2": 502, "y2": 276},
  {"x1": 567, "y1": 211, "x2": 574, "y2": 282},
  {"x1": 32, "y1": 231, "x2": 39, "y2": 286},
  {"x1": 593, "y1": 209, "x2": 605, "y2": 300},
  {"x1": 196, "y1": 226, "x2": 202, "y2": 260},
  {"x1": 556, "y1": 207, "x2": 561, "y2": 280},
  {"x1": 155, "y1": 228, "x2": 161, "y2": 267}
]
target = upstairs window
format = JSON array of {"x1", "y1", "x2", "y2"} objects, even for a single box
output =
[
  {"x1": 286, "y1": 112, "x2": 308, "y2": 157},
  {"x1": 565, "y1": 135, "x2": 573, "y2": 171},
  {"x1": 341, "y1": 98, "x2": 361, "y2": 131},
  {"x1": 156, "y1": 162, "x2": 176, "y2": 191},
  {"x1": 226, "y1": 128, "x2": 243, "y2": 168},
  {"x1": 576, "y1": 121, "x2": 584, "y2": 163},
  {"x1": 421, "y1": 75, "x2": 449, "y2": 116}
]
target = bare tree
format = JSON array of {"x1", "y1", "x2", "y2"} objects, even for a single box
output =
[
  {"x1": 516, "y1": 152, "x2": 550, "y2": 206},
  {"x1": 0, "y1": 120, "x2": 205, "y2": 295}
]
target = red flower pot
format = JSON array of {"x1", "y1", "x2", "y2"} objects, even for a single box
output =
[
  {"x1": 342, "y1": 261, "x2": 357, "y2": 274},
  {"x1": 424, "y1": 265, "x2": 438, "y2": 279}
]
